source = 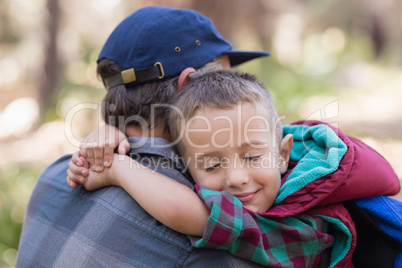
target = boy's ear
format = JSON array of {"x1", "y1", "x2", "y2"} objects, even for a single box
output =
[{"x1": 279, "y1": 134, "x2": 293, "y2": 174}]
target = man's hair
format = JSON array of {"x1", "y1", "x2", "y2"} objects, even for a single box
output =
[
  {"x1": 97, "y1": 58, "x2": 225, "y2": 131},
  {"x1": 168, "y1": 70, "x2": 283, "y2": 151}
]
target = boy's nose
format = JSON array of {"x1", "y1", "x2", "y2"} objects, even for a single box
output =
[{"x1": 225, "y1": 167, "x2": 250, "y2": 188}]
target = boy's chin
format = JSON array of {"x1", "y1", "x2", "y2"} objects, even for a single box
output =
[
  {"x1": 244, "y1": 204, "x2": 264, "y2": 214},
  {"x1": 244, "y1": 200, "x2": 274, "y2": 214}
]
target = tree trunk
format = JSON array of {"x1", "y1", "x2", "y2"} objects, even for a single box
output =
[{"x1": 38, "y1": 0, "x2": 61, "y2": 123}]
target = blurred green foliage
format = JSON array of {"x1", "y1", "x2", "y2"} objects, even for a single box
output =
[
  {"x1": 0, "y1": 164, "x2": 45, "y2": 267},
  {"x1": 0, "y1": 0, "x2": 401, "y2": 267}
]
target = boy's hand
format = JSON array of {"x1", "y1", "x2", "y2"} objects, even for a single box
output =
[
  {"x1": 82, "y1": 165, "x2": 112, "y2": 191},
  {"x1": 67, "y1": 151, "x2": 89, "y2": 188},
  {"x1": 67, "y1": 151, "x2": 114, "y2": 191},
  {"x1": 79, "y1": 125, "x2": 130, "y2": 172}
]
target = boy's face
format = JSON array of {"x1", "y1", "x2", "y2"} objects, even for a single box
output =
[{"x1": 180, "y1": 102, "x2": 293, "y2": 213}]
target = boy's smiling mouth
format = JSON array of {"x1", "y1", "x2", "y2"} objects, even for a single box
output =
[{"x1": 233, "y1": 191, "x2": 258, "y2": 203}]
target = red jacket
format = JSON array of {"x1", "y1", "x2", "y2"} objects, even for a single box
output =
[{"x1": 264, "y1": 120, "x2": 400, "y2": 267}]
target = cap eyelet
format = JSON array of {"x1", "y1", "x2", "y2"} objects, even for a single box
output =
[
  {"x1": 196, "y1": 40, "x2": 201, "y2": 46},
  {"x1": 175, "y1": 46, "x2": 181, "y2": 52}
]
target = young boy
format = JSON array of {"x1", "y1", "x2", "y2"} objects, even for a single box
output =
[{"x1": 68, "y1": 70, "x2": 400, "y2": 267}]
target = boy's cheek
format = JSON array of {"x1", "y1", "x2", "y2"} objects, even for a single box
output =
[
  {"x1": 188, "y1": 169, "x2": 205, "y2": 186},
  {"x1": 182, "y1": 157, "x2": 198, "y2": 178}
]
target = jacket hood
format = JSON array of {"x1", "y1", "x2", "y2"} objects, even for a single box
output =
[{"x1": 265, "y1": 120, "x2": 400, "y2": 217}]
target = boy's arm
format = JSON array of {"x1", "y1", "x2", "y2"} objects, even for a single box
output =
[
  {"x1": 190, "y1": 186, "x2": 337, "y2": 266},
  {"x1": 92, "y1": 154, "x2": 209, "y2": 236}
]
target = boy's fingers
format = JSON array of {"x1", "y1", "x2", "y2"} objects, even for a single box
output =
[
  {"x1": 72, "y1": 151, "x2": 82, "y2": 166},
  {"x1": 124, "y1": 140, "x2": 131, "y2": 154},
  {"x1": 66, "y1": 177, "x2": 77, "y2": 189},
  {"x1": 118, "y1": 139, "x2": 130, "y2": 155},
  {"x1": 68, "y1": 159, "x2": 88, "y2": 177},
  {"x1": 67, "y1": 169, "x2": 85, "y2": 185},
  {"x1": 93, "y1": 146, "x2": 104, "y2": 172},
  {"x1": 79, "y1": 156, "x2": 89, "y2": 169},
  {"x1": 79, "y1": 147, "x2": 88, "y2": 160},
  {"x1": 103, "y1": 145, "x2": 114, "y2": 167},
  {"x1": 86, "y1": 148, "x2": 96, "y2": 171}
]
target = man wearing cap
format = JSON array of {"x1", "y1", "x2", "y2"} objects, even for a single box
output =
[{"x1": 16, "y1": 6, "x2": 269, "y2": 267}]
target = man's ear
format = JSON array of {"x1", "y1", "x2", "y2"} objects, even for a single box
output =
[
  {"x1": 177, "y1": 67, "x2": 196, "y2": 92},
  {"x1": 279, "y1": 134, "x2": 293, "y2": 174}
]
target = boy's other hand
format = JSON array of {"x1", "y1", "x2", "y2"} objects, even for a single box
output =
[
  {"x1": 67, "y1": 151, "x2": 113, "y2": 191},
  {"x1": 82, "y1": 165, "x2": 111, "y2": 191},
  {"x1": 67, "y1": 151, "x2": 89, "y2": 188},
  {"x1": 79, "y1": 125, "x2": 130, "y2": 172}
]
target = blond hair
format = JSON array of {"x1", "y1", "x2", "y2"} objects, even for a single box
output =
[{"x1": 168, "y1": 70, "x2": 282, "y2": 152}]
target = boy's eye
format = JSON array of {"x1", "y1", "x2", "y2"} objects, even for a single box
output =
[
  {"x1": 205, "y1": 163, "x2": 220, "y2": 172},
  {"x1": 244, "y1": 155, "x2": 261, "y2": 161}
]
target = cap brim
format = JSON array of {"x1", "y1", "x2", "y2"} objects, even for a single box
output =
[{"x1": 224, "y1": 50, "x2": 270, "y2": 66}]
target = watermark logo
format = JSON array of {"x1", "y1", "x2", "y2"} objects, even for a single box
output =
[
  {"x1": 64, "y1": 99, "x2": 341, "y2": 161},
  {"x1": 64, "y1": 101, "x2": 283, "y2": 150}
]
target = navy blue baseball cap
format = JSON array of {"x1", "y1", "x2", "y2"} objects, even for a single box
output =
[{"x1": 98, "y1": 6, "x2": 270, "y2": 89}]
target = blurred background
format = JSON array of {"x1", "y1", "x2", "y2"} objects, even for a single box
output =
[{"x1": 0, "y1": 0, "x2": 401, "y2": 266}]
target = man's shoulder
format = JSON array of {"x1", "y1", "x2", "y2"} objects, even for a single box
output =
[{"x1": 38, "y1": 154, "x2": 72, "y2": 180}]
